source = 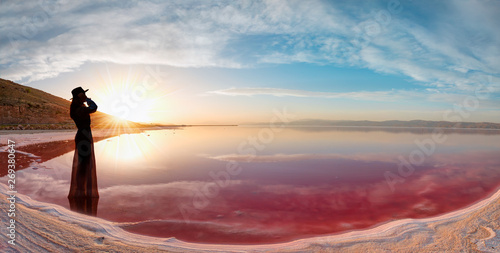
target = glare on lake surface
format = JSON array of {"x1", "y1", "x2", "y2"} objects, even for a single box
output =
[{"x1": 8, "y1": 126, "x2": 500, "y2": 244}]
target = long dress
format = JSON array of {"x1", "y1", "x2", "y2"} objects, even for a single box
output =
[{"x1": 68, "y1": 100, "x2": 99, "y2": 198}]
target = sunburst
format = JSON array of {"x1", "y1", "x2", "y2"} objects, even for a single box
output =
[{"x1": 91, "y1": 64, "x2": 176, "y2": 124}]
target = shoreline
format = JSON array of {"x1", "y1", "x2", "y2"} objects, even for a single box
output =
[
  {"x1": 0, "y1": 183, "x2": 498, "y2": 252},
  {"x1": 0, "y1": 127, "x2": 174, "y2": 148}
]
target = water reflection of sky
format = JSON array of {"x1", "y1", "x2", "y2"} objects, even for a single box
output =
[{"x1": 6, "y1": 127, "x2": 500, "y2": 244}]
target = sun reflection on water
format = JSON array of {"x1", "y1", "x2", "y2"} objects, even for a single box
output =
[{"x1": 98, "y1": 133, "x2": 158, "y2": 168}]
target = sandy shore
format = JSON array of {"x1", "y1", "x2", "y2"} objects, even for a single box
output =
[
  {"x1": 1, "y1": 130, "x2": 499, "y2": 252},
  {"x1": 0, "y1": 129, "x2": 122, "y2": 148}
]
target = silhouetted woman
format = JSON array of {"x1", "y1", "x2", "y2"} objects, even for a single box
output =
[{"x1": 68, "y1": 87, "x2": 99, "y2": 200}]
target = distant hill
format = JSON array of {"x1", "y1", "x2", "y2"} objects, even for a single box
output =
[
  {"x1": 244, "y1": 119, "x2": 500, "y2": 129},
  {"x1": 288, "y1": 119, "x2": 500, "y2": 129},
  {"x1": 0, "y1": 78, "x2": 149, "y2": 130}
]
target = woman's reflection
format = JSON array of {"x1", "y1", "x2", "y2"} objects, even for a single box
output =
[{"x1": 69, "y1": 197, "x2": 99, "y2": 216}]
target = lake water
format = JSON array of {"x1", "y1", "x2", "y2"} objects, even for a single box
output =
[{"x1": 5, "y1": 126, "x2": 500, "y2": 244}]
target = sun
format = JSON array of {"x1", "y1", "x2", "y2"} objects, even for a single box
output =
[
  {"x1": 96, "y1": 89, "x2": 155, "y2": 123},
  {"x1": 90, "y1": 66, "x2": 172, "y2": 123}
]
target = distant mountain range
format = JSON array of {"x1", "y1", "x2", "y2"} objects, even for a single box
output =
[
  {"x1": 283, "y1": 119, "x2": 500, "y2": 129},
  {"x1": 243, "y1": 118, "x2": 500, "y2": 130},
  {"x1": 0, "y1": 78, "x2": 152, "y2": 130}
]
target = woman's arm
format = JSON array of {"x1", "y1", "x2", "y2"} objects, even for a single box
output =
[{"x1": 85, "y1": 98, "x2": 98, "y2": 113}]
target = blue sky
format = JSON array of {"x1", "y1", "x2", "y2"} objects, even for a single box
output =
[{"x1": 1, "y1": 0, "x2": 499, "y2": 124}]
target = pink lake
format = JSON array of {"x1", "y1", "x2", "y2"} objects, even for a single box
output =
[{"x1": 3, "y1": 126, "x2": 500, "y2": 244}]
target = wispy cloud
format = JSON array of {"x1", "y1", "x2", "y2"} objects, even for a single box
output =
[
  {"x1": 207, "y1": 86, "x2": 500, "y2": 110},
  {"x1": 0, "y1": 0, "x2": 341, "y2": 82},
  {"x1": 208, "y1": 87, "x2": 411, "y2": 102}
]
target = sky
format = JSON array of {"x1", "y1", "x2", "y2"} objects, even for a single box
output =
[{"x1": 1, "y1": 0, "x2": 499, "y2": 124}]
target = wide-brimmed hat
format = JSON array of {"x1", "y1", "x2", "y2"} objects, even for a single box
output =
[{"x1": 71, "y1": 87, "x2": 89, "y2": 98}]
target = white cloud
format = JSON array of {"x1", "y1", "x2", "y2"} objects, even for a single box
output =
[
  {"x1": 208, "y1": 87, "x2": 413, "y2": 101},
  {"x1": 207, "y1": 86, "x2": 500, "y2": 110}
]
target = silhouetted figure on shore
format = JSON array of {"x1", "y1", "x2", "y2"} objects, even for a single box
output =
[{"x1": 68, "y1": 87, "x2": 99, "y2": 201}]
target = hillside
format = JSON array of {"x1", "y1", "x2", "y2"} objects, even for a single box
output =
[{"x1": 0, "y1": 78, "x2": 148, "y2": 130}]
